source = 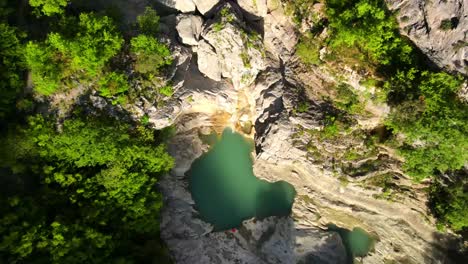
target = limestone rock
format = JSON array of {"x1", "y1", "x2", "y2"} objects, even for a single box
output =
[
  {"x1": 156, "y1": 0, "x2": 196, "y2": 13},
  {"x1": 385, "y1": 0, "x2": 468, "y2": 75},
  {"x1": 200, "y1": 3, "x2": 267, "y2": 88},
  {"x1": 176, "y1": 14, "x2": 203, "y2": 46},
  {"x1": 197, "y1": 39, "x2": 222, "y2": 81},
  {"x1": 192, "y1": 0, "x2": 219, "y2": 15},
  {"x1": 237, "y1": 0, "x2": 268, "y2": 17},
  {"x1": 263, "y1": 7, "x2": 298, "y2": 61}
]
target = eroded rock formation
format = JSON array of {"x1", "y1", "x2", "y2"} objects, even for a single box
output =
[
  {"x1": 114, "y1": 0, "x2": 466, "y2": 263},
  {"x1": 385, "y1": 0, "x2": 468, "y2": 75}
]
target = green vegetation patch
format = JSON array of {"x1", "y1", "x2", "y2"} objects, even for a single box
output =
[
  {"x1": 296, "y1": 35, "x2": 322, "y2": 66},
  {"x1": 25, "y1": 13, "x2": 123, "y2": 95},
  {"x1": 0, "y1": 114, "x2": 174, "y2": 263},
  {"x1": 430, "y1": 177, "x2": 468, "y2": 232}
]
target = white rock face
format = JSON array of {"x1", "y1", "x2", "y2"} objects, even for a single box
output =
[
  {"x1": 197, "y1": 3, "x2": 266, "y2": 89},
  {"x1": 263, "y1": 6, "x2": 298, "y2": 60},
  {"x1": 237, "y1": 0, "x2": 268, "y2": 17},
  {"x1": 176, "y1": 14, "x2": 203, "y2": 46},
  {"x1": 192, "y1": 0, "x2": 219, "y2": 15},
  {"x1": 385, "y1": 0, "x2": 468, "y2": 75},
  {"x1": 156, "y1": 0, "x2": 196, "y2": 13},
  {"x1": 197, "y1": 40, "x2": 222, "y2": 81}
]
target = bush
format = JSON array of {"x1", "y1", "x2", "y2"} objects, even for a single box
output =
[
  {"x1": 98, "y1": 72, "x2": 129, "y2": 98},
  {"x1": 325, "y1": 0, "x2": 413, "y2": 66},
  {"x1": 25, "y1": 13, "x2": 123, "y2": 95},
  {"x1": 137, "y1": 7, "x2": 160, "y2": 35},
  {"x1": 0, "y1": 23, "x2": 24, "y2": 118},
  {"x1": 29, "y1": 0, "x2": 68, "y2": 16},
  {"x1": 159, "y1": 85, "x2": 173, "y2": 97},
  {"x1": 440, "y1": 19, "x2": 454, "y2": 31},
  {"x1": 296, "y1": 36, "x2": 321, "y2": 65},
  {"x1": 430, "y1": 177, "x2": 468, "y2": 232},
  {"x1": 334, "y1": 83, "x2": 359, "y2": 112},
  {"x1": 130, "y1": 34, "x2": 172, "y2": 74}
]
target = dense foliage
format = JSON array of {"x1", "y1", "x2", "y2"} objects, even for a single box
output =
[
  {"x1": 131, "y1": 8, "x2": 172, "y2": 76},
  {"x1": 0, "y1": 23, "x2": 24, "y2": 118},
  {"x1": 25, "y1": 13, "x2": 123, "y2": 95},
  {"x1": 386, "y1": 71, "x2": 467, "y2": 180},
  {"x1": 131, "y1": 34, "x2": 172, "y2": 75},
  {"x1": 98, "y1": 72, "x2": 130, "y2": 100},
  {"x1": 430, "y1": 175, "x2": 468, "y2": 232},
  {"x1": 0, "y1": 114, "x2": 174, "y2": 263},
  {"x1": 326, "y1": 0, "x2": 413, "y2": 66},
  {"x1": 29, "y1": 0, "x2": 68, "y2": 16},
  {"x1": 0, "y1": 1, "x2": 176, "y2": 263}
]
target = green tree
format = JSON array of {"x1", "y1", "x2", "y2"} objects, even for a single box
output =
[
  {"x1": 325, "y1": 0, "x2": 413, "y2": 66},
  {"x1": 29, "y1": 0, "x2": 69, "y2": 16},
  {"x1": 98, "y1": 72, "x2": 129, "y2": 98},
  {"x1": 130, "y1": 34, "x2": 172, "y2": 75},
  {"x1": 0, "y1": 23, "x2": 24, "y2": 118},
  {"x1": 24, "y1": 42, "x2": 63, "y2": 95},
  {"x1": 387, "y1": 71, "x2": 467, "y2": 180},
  {"x1": 48, "y1": 13, "x2": 123, "y2": 76},
  {"x1": 24, "y1": 13, "x2": 123, "y2": 95},
  {"x1": 137, "y1": 7, "x2": 160, "y2": 36},
  {"x1": 430, "y1": 176, "x2": 468, "y2": 232}
]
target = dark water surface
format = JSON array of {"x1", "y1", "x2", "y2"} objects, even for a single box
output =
[
  {"x1": 328, "y1": 224, "x2": 376, "y2": 262},
  {"x1": 189, "y1": 128, "x2": 296, "y2": 231}
]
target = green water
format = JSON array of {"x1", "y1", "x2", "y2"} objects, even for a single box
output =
[
  {"x1": 189, "y1": 128, "x2": 296, "y2": 231},
  {"x1": 328, "y1": 224, "x2": 375, "y2": 262}
]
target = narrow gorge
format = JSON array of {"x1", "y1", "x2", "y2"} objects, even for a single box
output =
[
  {"x1": 2, "y1": 0, "x2": 465, "y2": 263},
  {"x1": 110, "y1": 1, "x2": 467, "y2": 263}
]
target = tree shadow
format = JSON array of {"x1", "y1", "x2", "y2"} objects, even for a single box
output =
[
  {"x1": 240, "y1": 216, "x2": 348, "y2": 264},
  {"x1": 422, "y1": 231, "x2": 468, "y2": 264}
]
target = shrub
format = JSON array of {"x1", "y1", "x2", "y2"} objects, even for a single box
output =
[
  {"x1": 297, "y1": 101, "x2": 310, "y2": 113},
  {"x1": 439, "y1": 19, "x2": 454, "y2": 31},
  {"x1": 137, "y1": 7, "x2": 160, "y2": 35},
  {"x1": 25, "y1": 13, "x2": 123, "y2": 95},
  {"x1": 29, "y1": 0, "x2": 68, "y2": 16},
  {"x1": 98, "y1": 72, "x2": 129, "y2": 98},
  {"x1": 130, "y1": 34, "x2": 172, "y2": 74},
  {"x1": 430, "y1": 177, "x2": 468, "y2": 232},
  {"x1": 24, "y1": 42, "x2": 62, "y2": 95},
  {"x1": 325, "y1": 0, "x2": 413, "y2": 66},
  {"x1": 159, "y1": 85, "x2": 173, "y2": 97},
  {"x1": 296, "y1": 36, "x2": 321, "y2": 65},
  {"x1": 0, "y1": 23, "x2": 24, "y2": 118}
]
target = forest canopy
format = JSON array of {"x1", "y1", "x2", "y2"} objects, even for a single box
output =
[{"x1": 0, "y1": 1, "x2": 175, "y2": 263}]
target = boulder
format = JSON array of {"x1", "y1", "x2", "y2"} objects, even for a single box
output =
[
  {"x1": 192, "y1": 0, "x2": 219, "y2": 15},
  {"x1": 237, "y1": 0, "x2": 268, "y2": 17},
  {"x1": 199, "y1": 3, "x2": 266, "y2": 88},
  {"x1": 176, "y1": 14, "x2": 203, "y2": 46},
  {"x1": 155, "y1": 0, "x2": 196, "y2": 13},
  {"x1": 197, "y1": 40, "x2": 222, "y2": 81},
  {"x1": 385, "y1": 0, "x2": 468, "y2": 75}
]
